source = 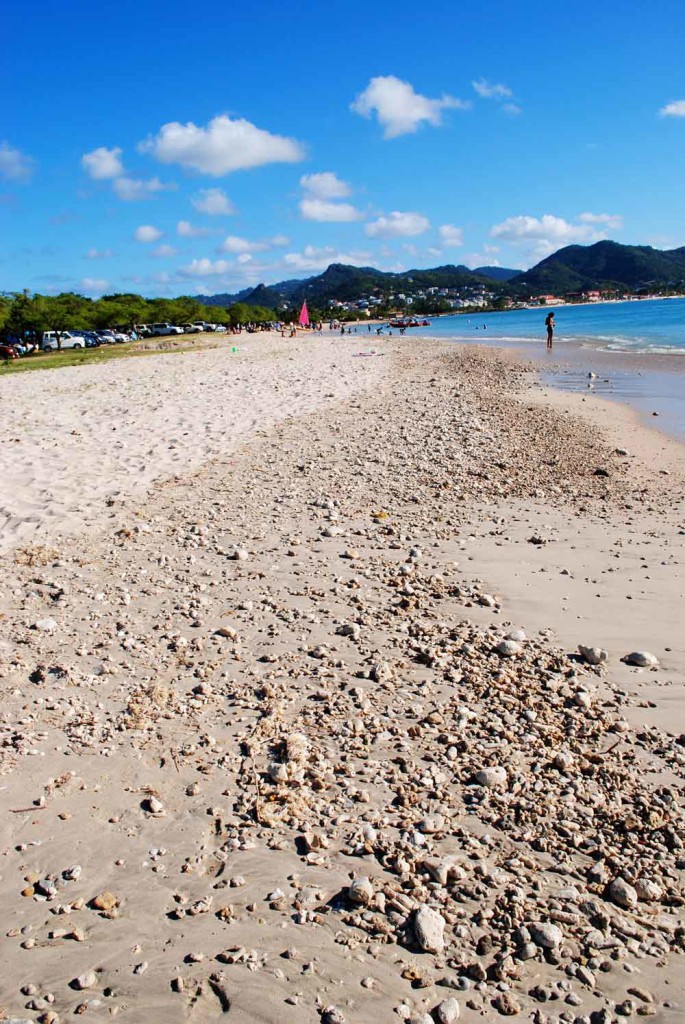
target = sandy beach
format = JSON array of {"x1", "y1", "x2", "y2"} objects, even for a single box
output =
[{"x1": 1, "y1": 334, "x2": 683, "y2": 1024}]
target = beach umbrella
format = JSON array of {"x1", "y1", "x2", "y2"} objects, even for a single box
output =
[{"x1": 298, "y1": 301, "x2": 310, "y2": 327}]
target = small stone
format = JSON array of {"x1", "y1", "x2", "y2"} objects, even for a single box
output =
[
  {"x1": 553, "y1": 751, "x2": 573, "y2": 771},
  {"x1": 348, "y1": 877, "x2": 374, "y2": 906},
  {"x1": 435, "y1": 997, "x2": 460, "y2": 1023},
  {"x1": 413, "y1": 905, "x2": 445, "y2": 953},
  {"x1": 495, "y1": 640, "x2": 522, "y2": 658},
  {"x1": 321, "y1": 1007, "x2": 346, "y2": 1024},
  {"x1": 91, "y1": 891, "x2": 119, "y2": 913},
  {"x1": 529, "y1": 922, "x2": 563, "y2": 948},
  {"x1": 144, "y1": 796, "x2": 165, "y2": 816},
  {"x1": 492, "y1": 992, "x2": 521, "y2": 1016},
  {"x1": 478, "y1": 593, "x2": 497, "y2": 607},
  {"x1": 624, "y1": 651, "x2": 658, "y2": 668},
  {"x1": 578, "y1": 645, "x2": 608, "y2": 666},
  {"x1": 215, "y1": 626, "x2": 238, "y2": 639},
  {"x1": 473, "y1": 766, "x2": 507, "y2": 789},
  {"x1": 608, "y1": 877, "x2": 638, "y2": 909},
  {"x1": 72, "y1": 971, "x2": 97, "y2": 991},
  {"x1": 34, "y1": 618, "x2": 58, "y2": 632},
  {"x1": 229, "y1": 547, "x2": 249, "y2": 561},
  {"x1": 418, "y1": 814, "x2": 444, "y2": 834},
  {"x1": 634, "y1": 879, "x2": 662, "y2": 903}
]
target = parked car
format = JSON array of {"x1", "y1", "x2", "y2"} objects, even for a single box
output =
[
  {"x1": 212, "y1": 324, "x2": 228, "y2": 333},
  {"x1": 190, "y1": 322, "x2": 210, "y2": 332},
  {"x1": 41, "y1": 331, "x2": 87, "y2": 351},
  {"x1": 0, "y1": 344, "x2": 19, "y2": 360},
  {"x1": 182, "y1": 323, "x2": 203, "y2": 334},
  {"x1": 83, "y1": 333, "x2": 101, "y2": 348},
  {"x1": 96, "y1": 331, "x2": 117, "y2": 345},
  {"x1": 134, "y1": 324, "x2": 153, "y2": 338},
  {"x1": 149, "y1": 323, "x2": 183, "y2": 336}
]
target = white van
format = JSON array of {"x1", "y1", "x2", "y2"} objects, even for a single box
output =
[{"x1": 41, "y1": 331, "x2": 87, "y2": 352}]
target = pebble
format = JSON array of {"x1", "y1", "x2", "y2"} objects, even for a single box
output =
[
  {"x1": 435, "y1": 997, "x2": 460, "y2": 1022},
  {"x1": 578, "y1": 645, "x2": 608, "y2": 665},
  {"x1": 413, "y1": 905, "x2": 445, "y2": 953},
  {"x1": 473, "y1": 766, "x2": 508, "y2": 789},
  {"x1": 529, "y1": 922, "x2": 563, "y2": 948},
  {"x1": 72, "y1": 971, "x2": 98, "y2": 990},
  {"x1": 33, "y1": 618, "x2": 58, "y2": 633},
  {"x1": 348, "y1": 877, "x2": 374, "y2": 906},
  {"x1": 608, "y1": 877, "x2": 639, "y2": 909},
  {"x1": 624, "y1": 651, "x2": 659, "y2": 668},
  {"x1": 495, "y1": 640, "x2": 522, "y2": 658}
]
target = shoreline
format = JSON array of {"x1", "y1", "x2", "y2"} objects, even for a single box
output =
[{"x1": 1, "y1": 338, "x2": 683, "y2": 1023}]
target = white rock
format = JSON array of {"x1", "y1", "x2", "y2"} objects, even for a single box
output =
[
  {"x1": 348, "y1": 877, "x2": 374, "y2": 906},
  {"x1": 578, "y1": 645, "x2": 608, "y2": 666},
  {"x1": 216, "y1": 625, "x2": 238, "y2": 639},
  {"x1": 478, "y1": 593, "x2": 497, "y2": 608},
  {"x1": 608, "y1": 876, "x2": 638, "y2": 909},
  {"x1": 529, "y1": 921, "x2": 563, "y2": 948},
  {"x1": 418, "y1": 814, "x2": 444, "y2": 834},
  {"x1": 146, "y1": 796, "x2": 165, "y2": 816},
  {"x1": 553, "y1": 751, "x2": 573, "y2": 771},
  {"x1": 634, "y1": 878, "x2": 662, "y2": 903},
  {"x1": 625, "y1": 650, "x2": 659, "y2": 668},
  {"x1": 435, "y1": 998, "x2": 460, "y2": 1023},
  {"x1": 496, "y1": 639, "x2": 522, "y2": 658},
  {"x1": 228, "y1": 547, "x2": 249, "y2": 561},
  {"x1": 473, "y1": 766, "x2": 507, "y2": 789},
  {"x1": 505, "y1": 628, "x2": 526, "y2": 642},
  {"x1": 73, "y1": 971, "x2": 98, "y2": 990},
  {"x1": 574, "y1": 689, "x2": 592, "y2": 709},
  {"x1": 34, "y1": 618, "x2": 58, "y2": 633},
  {"x1": 413, "y1": 905, "x2": 445, "y2": 953}
]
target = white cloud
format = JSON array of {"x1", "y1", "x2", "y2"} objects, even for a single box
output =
[
  {"x1": 81, "y1": 146, "x2": 124, "y2": 180},
  {"x1": 351, "y1": 75, "x2": 469, "y2": 139},
  {"x1": 299, "y1": 197, "x2": 363, "y2": 222},
  {"x1": 659, "y1": 100, "x2": 685, "y2": 118},
  {"x1": 438, "y1": 224, "x2": 464, "y2": 247},
  {"x1": 502, "y1": 103, "x2": 522, "y2": 116},
  {"x1": 177, "y1": 219, "x2": 214, "y2": 238},
  {"x1": 365, "y1": 210, "x2": 430, "y2": 238},
  {"x1": 299, "y1": 171, "x2": 351, "y2": 199},
  {"x1": 283, "y1": 245, "x2": 371, "y2": 272},
  {"x1": 472, "y1": 78, "x2": 513, "y2": 99},
  {"x1": 178, "y1": 258, "x2": 232, "y2": 277},
  {"x1": 152, "y1": 244, "x2": 177, "y2": 257},
  {"x1": 0, "y1": 142, "x2": 34, "y2": 182},
  {"x1": 139, "y1": 113, "x2": 305, "y2": 175},
  {"x1": 113, "y1": 176, "x2": 175, "y2": 201},
  {"x1": 191, "y1": 187, "x2": 235, "y2": 215},
  {"x1": 578, "y1": 211, "x2": 623, "y2": 229},
  {"x1": 81, "y1": 277, "x2": 109, "y2": 294},
  {"x1": 85, "y1": 247, "x2": 114, "y2": 259},
  {"x1": 490, "y1": 212, "x2": 621, "y2": 259},
  {"x1": 219, "y1": 234, "x2": 289, "y2": 254},
  {"x1": 134, "y1": 224, "x2": 163, "y2": 243}
]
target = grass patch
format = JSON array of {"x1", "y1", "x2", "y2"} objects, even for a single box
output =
[{"x1": 0, "y1": 337, "x2": 221, "y2": 376}]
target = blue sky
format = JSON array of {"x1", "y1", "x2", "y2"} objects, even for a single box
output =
[{"x1": 3, "y1": 0, "x2": 685, "y2": 298}]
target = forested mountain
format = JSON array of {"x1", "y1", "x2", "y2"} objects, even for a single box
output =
[{"x1": 510, "y1": 241, "x2": 685, "y2": 293}]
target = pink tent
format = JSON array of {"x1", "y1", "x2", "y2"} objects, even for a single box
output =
[{"x1": 298, "y1": 301, "x2": 310, "y2": 327}]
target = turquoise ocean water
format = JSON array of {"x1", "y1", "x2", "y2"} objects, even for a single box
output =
[
  {"x1": 396, "y1": 298, "x2": 685, "y2": 442},
  {"x1": 407, "y1": 297, "x2": 685, "y2": 353}
]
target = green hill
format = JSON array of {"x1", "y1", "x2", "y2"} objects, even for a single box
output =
[{"x1": 511, "y1": 241, "x2": 685, "y2": 293}]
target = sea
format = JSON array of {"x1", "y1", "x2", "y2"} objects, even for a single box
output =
[{"x1": 401, "y1": 298, "x2": 685, "y2": 443}]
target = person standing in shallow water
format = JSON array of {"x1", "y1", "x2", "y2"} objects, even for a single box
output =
[{"x1": 545, "y1": 311, "x2": 555, "y2": 349}]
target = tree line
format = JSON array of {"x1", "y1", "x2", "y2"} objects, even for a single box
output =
[{"x1": 0, "y1": 291, "x2": 278, "y2": 346}]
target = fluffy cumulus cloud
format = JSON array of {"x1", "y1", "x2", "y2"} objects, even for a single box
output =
[
  {"x1": 177, "y1": 220, "x2": 215, "y2": 238},
  {"x1": 659, "y1": 100, "x2": 685, "y2": 118},
  {"x1": 351, "y1": 76, "x2": 469, "y2": 139},
  {"x1": 578, "y1": 212, "x2": 623, "y2": 229},
  {"x1": 300, "y1": 197, "x2": 363, "y2": 222},
  {"x1": 139, "y1": 114, "x2": 305, "y2": 176},
  {"x1": 85, "y1": 248, "x2": 114, "y2": 259},
  {"x1": 0, "y1": 142, "x2": 34, "y2": 182},
  {"x1": 299, "y1": 172, "x2": 351, "y2": 199},
  {"x1": 152, "y1": 244, "x2": 177, "y2": 258},
  {"x1": 134, "y1": 224, "x2": 163, "y2": 243},
  {"x1": 219, "y1": 234, "x2": 289, "y2": 254},
  {"x1": 365, "y1": 210, "x2": 430, "y2": 238},
  {"x1": 490, "y1": 212, "x2": 622, "y2": 258},
  {"x1": 283, "y1": 245, "x2": 372, "y2": 272},
  {"x1": 113, "y1": 176, "x2": 175, "y2": 201},
  {"x1": 438, "y1": 224, "x2": 464, "y2": 247},
  {"x1": 81, "y1": 277, "x2": 109, "y2": 294},
  {"x1": 81, "y1": 146, "x2": 124, "y2": 180},
  {"x1": 178, "y1": 258, "x2": 232, "y2": 277},
  {"x1": 298, "y1": 171, "x2": 362, "y2": 222},
  {"x1": 191, "y1": 187, "x2": 235, "y2": 215},
  {"x1": 472, "y1": 78, "x2": 512, "y2": 99}
]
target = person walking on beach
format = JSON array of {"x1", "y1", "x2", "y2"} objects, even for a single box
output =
[{"x1": 545, "y1": 311, "x2": 555, "y2": 349}]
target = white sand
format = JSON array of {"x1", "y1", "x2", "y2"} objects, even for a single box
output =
[{"x1": 0, "y1": 332, "x2": 387, "y2": 553}]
